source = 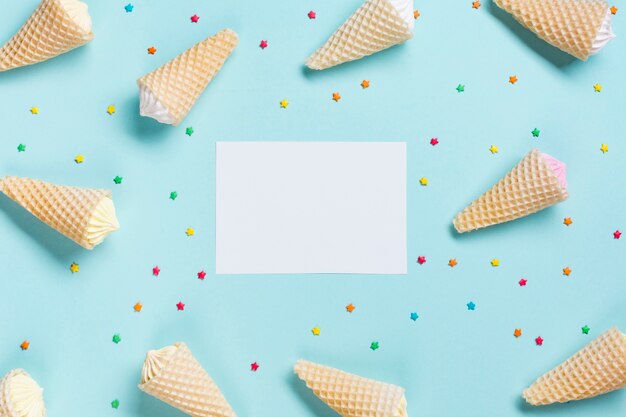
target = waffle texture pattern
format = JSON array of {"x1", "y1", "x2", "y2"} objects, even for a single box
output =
[
  {"x1": 453, "y1": 149, "x2": 569, "y2": 233},
  {"x1": 0, "y1": 0, "x2": 93, "y2": 71},
  {"x1": 524, "y1": 327, "x2": 626, "y2": 405},
  {"x1": 306, "y1": 0, "x2": 412, "y2": 70},
  {"x1": 137, "y1": 29, "x2": 239, "y2": 126},
  {"x1": 494, "y1": 0, "x2": 608, "y2": 60},
  {"x1": 138, "y1": 342, "x2": 236, "y2": 417},
  {"x1": 294, "y1": 359, "x2": 407, "y2": 417}
]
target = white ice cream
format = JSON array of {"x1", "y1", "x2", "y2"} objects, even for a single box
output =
[
  {"x1": 139, "y1": 84, "x2": 176, "y2": 125},
  {"x1": 140, "y1": 344, "x2": 178, "y2": 384},
  {"x1": 5, "y1": 370, "x2": 46, "y2": 417},
  {"x1": 58, "y1": 0, "x2": 93, "y2": 33},
  {"x1": 86, "y1": 197, "x2": 120, "y2": 247},
  {"x1": 388, "y1": 0, "x2": 414, "y2": 29},
  {"x1": 590, "y1": 9, "x2": 616, "y2": 55}
]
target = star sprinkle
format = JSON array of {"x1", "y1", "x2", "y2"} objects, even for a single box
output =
[
  {"x1": 413, "y1": 9, "x2": 420, "y2": 19},
  {"x1": 190, "y1": 14, "x2": 200, "y2": 23},
  {"x1": 593, "y1": 83, "x2": 602, "y2": 92},
  {"x1": 107, "y1": 105, "x2": 116, "y2": 115},
  {"x1": 152, "y1": 266, "x2": 160, "y2": 276},
  {"x1": 112, "y1": 334, "x2": 121, "y2": 344},
  {"x1": 456, "y1": 84, "x2": 465, "y2": 93},
  {"x1": 186, "y1": 227, "x2": 195, "y2": 236},
  {"x1": 410, "y1": 312, "x2": 419, "y2": 321},
  {"x1": 251, "y1": 362, "x2": 260, "y2": 371},
  {"x1": 531, "y1": 128, "x2": 540, "y2": 138},
  {"x1": 361, "y1": 80, "x2": 370, "y2": 89},
  {"x1": 417, "y1": 256, "x2": 426, "y2": 265},
  {"x1": 17, "y1": 143, "x2": 26, "y2": 152},
  {"x1": 124, "y1": 3, "x2": 133, "y2": 12},
  {"x1": 259, "y1": 40, "x2": 268, "y2": 49},
  {"x1": 74, "y1": 155, "x2": 84, "y2": 164},
  {"x1": 185, "y1": 127, "x2": 194, "y2": 136},
  {"x1": 467, "y1": 301, "x2": 476, "y2": 310},
  {"x1": 311, "y1": 327, "x2": 321, "y2": 336},
  {"x1": 30, "y1": 106, "x2": 39, "y2": 114},
  {"x1": 563, "y1": 217, "x2": 573, "y2": 226},
  {"x1": 472, "y1": 1, "x2": 481, "y2": 9},
  {"x1": 430, "y1": 138, "x2": 439, "y2": 146},
  {"x1": 169, "y1": 191, "x2": 178, "y2": 200},
  {"x1": 610, "y1": 5, "x2": 618, "y2": 14},
  {"x1": 370, "y1": 341, "x2": 379, "y2": 351},
  {"x1": 448, "y1": 259, "x2": 458, "y2": 267},
  {"x1": 489, "y1": 145, "x2": 499, "y2": 154},
  {"x1": 535, "y1": 336, "x2": 543, "y2": 346},
  {"x1": 509, "y1": 75, "x2": 518, "y2": 84},
  {"x1": 111, "y1": 399, "x2": 120, "y2": 409},
  {"x1": 582, "y1": 325, "x2": 590, "y2": 335},
  {"x1": 519, "y1": 278, "x2": 527, "y2": 286},
  {"x1": 70, "y1": 262, "x2": 79, "y2": 273},
  {"x1": 600, "y1": 143, "x2": 609, "y2": 153},
  {"x1": 491, "y1": 258, "x2": 500, "y2": 267},
  {"x1": 614, "y1": 230, "x2": 622, "y2": 239},
  {"x1": 113, "y1": 176, "x2": 123, "y2": 184},
  {"x1": 280, "y1": 99, "x2": 289, "y2": 108},
  {"x1": 133, "y1": 302, "x2": 143, "y2": 312},
  {"x1": 20, "y1": 341, "x2": 30, "y2": 350},
  {"x1": 197, "y1": 271, "x2": 206, "y2": 280},
  {"x1": 308, "y1": 10, "x2": 316, "y2": 19},
  {"x1": 147, "y1": 46, "x2": 157, "y2": 55},
  {"x1": 563, "y1": 267, "x2": 572, "y2": 276},
  {"x1": 176, "y1": 301, "x2": 185, "y2": 311},
  {"x1": 419, "y1": 177, "x2": 428, "y2": 186},
  {"x1": 513, "y1": 329, "x2": 522, "y2": 338},
  {"x1": 346, "y1": 303, "x2": 355, "y2": 313},
  {"x1": 332, "y1": 92, "x2": 341, "y2": 102}
]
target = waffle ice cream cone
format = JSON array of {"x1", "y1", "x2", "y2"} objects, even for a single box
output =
[
  {"x1": 0, "y1": 0, "x2": 94, "y2": 71},
  {"x1": 0, "y1": 176, "x2": 119, "y2": 250},
  {"x1": 138, "y1": 342, "x2": 236, "y2": 417},
  {"x1": 0, "y1": 369, "x2": 46, "y2": 417},
  {"x1": 494, "y1": 0, "x2": 615, "y2": 61},
  {"x1": 453, "y1": 149, "x2": 569, "y2": 233},
  {"x1": 294, "y1": 359, "x2": 408, "y2": 417},
  {"x1": 137, "y1": 29, "x2": 239, "y2": 126},
  {"x1": 524, "y1": 327, "x2": 626, "y2": 405},
  {"x1": 305, "y1": 0, "x2": 414, "y2": 70}
]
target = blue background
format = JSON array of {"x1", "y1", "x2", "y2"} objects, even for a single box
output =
[{"x1": 0, "y1": 0, "x2": 625, "y2": 416}]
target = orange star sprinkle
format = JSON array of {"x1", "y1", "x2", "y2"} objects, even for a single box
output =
[
  {"x1": 20, "y1": 340, "x2": 30, "y2": 350},
  {"x1": 346, "y1": 304, "x2": 355, "y2": 313},
  {"x1": 509, "y1": 75, "x2": 518, "y2": 84},
  {"x1": 513, "y1": 329, "x2": 522, "y2": 338},
  {"x1": 448, "y1": 259, "x2": 458, "y2": 267},
  {"x1": 610, "y1": 5, "x2": 618, "y2": 14},
  {"x1": 563, "y1": 267, "x2": 572, "y2": 276},
  {"x1": 472, "y1": 1, "x2": 481, "y2": 9},
  {"x1": 361, "y1": 80, "x2": 370, "y2": 89},
  {"x1": 563, "y1": 217, "x2": 573, "y2": 226},
  {"x1": 413, "y1": 9, "x2": 420, "y2": 19},
  {"x1": 134, "y1": 302, "x2": 143, "y2": 312},
  {"x1": 147, "y1": 46, "x2": 157, "y2": 54},
  {"x1": 332, "y1": 92, "x2": 341, "y2": 102}
]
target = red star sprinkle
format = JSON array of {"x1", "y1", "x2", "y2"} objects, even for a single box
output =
[
  {"x1": 197, "y1": 271, "x2": 207, "y2": 280},
  {"x1": 614, "y1": 230, "x2": 622, "y2": 239},
  {"x1": 535, "y1": 336, "x2": 544, "y2": 346},
  {"x1": 190, "y1": 14, "x2": 200, "y2": 23},
  {"x1": 430, "y1": 138, "x2": 439, "y2": 146},
  {"x1": 308, "y1": 10, "x2": 316, "y2": 19},
  {"x1": 417, "y1": 256, "x2": 426, "y2": 265},
  {"x1": 259, "y1": 40, "x2": 268, "y2": 49},
  {"x1": 519, "y1": 278, "x2": 527, "y2": 286},
  {"x1": 251, "y1": 362, "x2": 260, "y2": 371},
  {"x1": 152, "y1": 266, "x2": 160, "y2": 276},
  {"x1": 176, "y1": 301, "x2": 185, "y2": 311}
]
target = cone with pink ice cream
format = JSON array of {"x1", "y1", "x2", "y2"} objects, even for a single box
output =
[{"x1": 453, "y1": 149, "x2": 569, "y2": 233}]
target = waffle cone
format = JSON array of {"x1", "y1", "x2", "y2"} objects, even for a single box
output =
[
  {"x1": 0, "y1": 176, "x2": 111, "y2": 250},
  {"x1": 0, "y1": 0, "x2": 94, "y2": 71},
  {"x1": 0, "y1": 369, "x2": 46, "y2": 417},
  {"x1": 138, "y1": 342, "x2": 236, "y2": 417},
  {"x1": 294, "y1": 359, "x2": 407, "y2": 417},
  {"x1": 305, "y1": 0, "x2": 413, "y2": 70},
  {"x1": 453, "y1": 149, "x2": 568, "y2": 233},
  {"x1": 494, "y1": 0, "x2": 608, "y2": 60},
  {"x1": 524, "y1": 327, "x2": 626, "y2": 405},
  {"x1": 137, "y1": 29, "x2": 239, "y2": 126}
]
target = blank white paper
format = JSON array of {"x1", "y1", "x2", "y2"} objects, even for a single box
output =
[{"x1": 215, "y1": 142, "x2": 407, "y2": 274}]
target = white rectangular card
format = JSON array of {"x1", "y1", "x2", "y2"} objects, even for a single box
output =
[{"x1": 215, "y1": 142, "x2": 407, "y2": 274}]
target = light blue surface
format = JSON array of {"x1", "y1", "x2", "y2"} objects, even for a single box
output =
[{"x1": 0, "y1": 0, "x2": 625, "y2": 416}]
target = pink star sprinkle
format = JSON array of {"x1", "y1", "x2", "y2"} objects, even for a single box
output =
[
  {"x1": 519, "y1": 278, "x2": 527, "y2": 286},
  {"x1": 417, "y1": 256, "x2": 426, "y2": 265},
  {"x1": 259, "y1": 40, "x2": 268, "y2": 49},
  {"x1": 176, "y1": 301, "x2": 185, "y2": 311},
  {"x1": 251, "y1": 362, "x2": 260, "y2": 371},
  {"x1": 152, "y1": 266, "x2": 160, "y2": 276},
  {"x1": 430, "y1": 138, "x2": 439, "y2": 146},
  {"x1": 614, "y1": 230, "x2": 622, "y2": 239},
  {"x1": 308, "y1": 10, "x2": 316, "y2": 19},
  {"x1": 197, "y1": 271, "x2": 206, "y2": 280},
  {"x1": 190, "y1": 14, "x2": 199, "y2": 23},
  {"x1": 535, "y1": 336, "x2": 543, "y2": 346}
]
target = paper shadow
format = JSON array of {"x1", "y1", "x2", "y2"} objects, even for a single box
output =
[
  {"x1": 488, "y1": 1, "x2": 577, "y2": 69},
  {"x1": 122, "y1": 95, "x2": 172, "y2": 142},
  {"x1": 289, "y1": 372, "x2": 337, "y2": 417}
]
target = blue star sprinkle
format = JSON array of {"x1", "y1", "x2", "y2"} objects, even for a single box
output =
[
  {"x1": 466, "y1": 301, "x2": 476, "y2": 311},
  {"x1": 410, "y1": 312, "x2": 419, "y2": 321},
  {"x1": 124, "y1": 3, "x2": 134, "y2": 12}
]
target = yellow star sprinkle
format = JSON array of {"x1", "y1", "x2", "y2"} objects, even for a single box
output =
[
  {"x1": 491, "y1": 258, "x2": 500, "y2": 267},
  {"x1": 419, "y1": 177, "x2": 428, "y2": 186},
  {"x1": 361, "y1": 80, "x2": 370, "y2": 89},
  {"x1": 600, "y1": 144, "x2": 609, "y2": 154},
  {"x1": 70, "y1": 262, "x2": 80, "y2": 273},
  {"x1": 610, "y1": 5, "x2": 618, "y2": 14},
  {"x1": 279, "y1": 99, "x2": 289, "y2": 108},
  {"x1": 311, "y1": 327, "x2": 321, "y2": 336},
  {"x1": 134, "y1": 302, "x2": 143, "y2": 312},
  {"x1": 489, "y1": 145, "x2": 499, "y2": 154},
  {"x1": 30, "y1": 107, "x2": 39, "y2": 114},
  {"x1": 593, "y1": 83, "x2": 602, "y2": 92},
  {"x1": 186, "y1": 227, "x2": 195, "y2": 236},
  {"x1": 448, "y1": 259, "x2": 458, "y2": 267},
  {"x1": 107, "y1": 105, "x2": 116, "y2": 115},
  {"x1": 74, "y1": 155, "x2": 84, "y2": 164}
]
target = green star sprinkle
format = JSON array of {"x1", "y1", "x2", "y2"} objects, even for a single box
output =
[
  {"x1": 185, "y1": 127, "x2": 194, "y2": 136},
  {"x1": 370, "y1": 341, "x2": 379, "y2": 351},
  {"x1": 170, "y1": 191, "x2": 178, "y2": 200},
  {"x1": 17, "y1": 144, "x2": 26, "y2": 152},
  {"x1": 581, "y1": 325, "x2": 590, "y2": 335},
  {"x1": 113, "y1": 176, "x2": 123, "y2": 185},
  {"x1": 112, "y1": 334, "x2": 121, "y2": 344},
  {"x1": 531, "y1": 128, "x2": 540, "y2": 138},
  {"x1": 456, "y1": 84, "x2": 465, "y2": 93},
  {"x1": 111, "y1": 399, "x2": 120, "y2": 409}
]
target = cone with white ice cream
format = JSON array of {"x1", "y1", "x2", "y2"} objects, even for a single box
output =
[
  {"x1": 494, "y1": 0, "x2": 616, "y2": 61},
  {"x1": 138, "y1": 342, "x2": 236, "y2": 417},
  {"x1": 524, "y1": 327, "x2": 626, "y2": 405},
  {"x1": 294, "y1": 359, "x2": 408, "y2": 417},
  {"x1": 0, "y1": 0, "x2": 94, "y2": 71},
  {"x1": 453, "y1": 149, "x2": 569, "y2": 233},
  {"x1": 305, "y1": 0, "x2": 414, "y2": 70},
  {"x1": 137, "y1": 29, "x2": 239, "y2": 126},
  {"x1": 0, "y1": 176, "x2": 119, "y2": 250},
  {"x1": 0, "y1": 369, "x2": 46, "y2": 417}
]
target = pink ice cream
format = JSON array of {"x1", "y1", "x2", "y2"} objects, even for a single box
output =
[{"x1": 542, "y1": 153, "x2": 567, "y2": 190}]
